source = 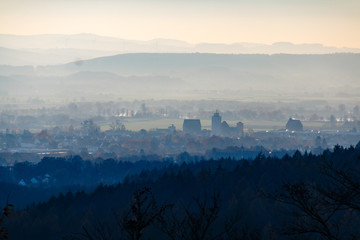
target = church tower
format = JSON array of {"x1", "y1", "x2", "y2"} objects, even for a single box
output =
[{"x1": 211, "y1": 111, "x2": 222, "y2": 135}]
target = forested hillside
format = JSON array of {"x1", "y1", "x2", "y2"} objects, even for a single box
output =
[{"x1": 3, "y1": 142, "x2": 360, "y2": 240}]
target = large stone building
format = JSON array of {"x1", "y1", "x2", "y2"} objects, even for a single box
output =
[
  {"x1": 286, "y1": 118, "x2": 303, "y2": 131},
  {"x1": 221, "y1": 121, "x2": 244, "y2": 137},
  {"x1": 183, "y1": 119, "x2": 201, "y2": 134}
]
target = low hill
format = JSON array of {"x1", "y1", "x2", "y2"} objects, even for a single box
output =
[{"x1": 1, "y1": 53, "x2": 359, "y2": 100}]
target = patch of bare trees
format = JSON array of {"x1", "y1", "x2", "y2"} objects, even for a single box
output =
[
  {"x1": 70, "y1": 188, "x2": 256, "y2": 240},
  {"x1": 272, "y1": 160, "x2": 360, "y2": 240}
]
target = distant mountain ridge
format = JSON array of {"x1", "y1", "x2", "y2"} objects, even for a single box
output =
[
  {"x1": 1, "y1": 53, "x2": 359, "y2": 100},
  {"x1": 1, "y1": 34, "x2": 360, "y2": 66}
]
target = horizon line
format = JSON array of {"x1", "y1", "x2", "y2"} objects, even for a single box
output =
[{"x1": 1, "y1": 32, "x2": 360, "y2": 50}]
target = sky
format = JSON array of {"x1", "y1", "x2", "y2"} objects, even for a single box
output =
[{"x1": 1, "y1": 0, "x2": 360, "y2": 48}]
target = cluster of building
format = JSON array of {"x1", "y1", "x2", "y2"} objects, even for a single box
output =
[
  {"x1": 182, "y1": 113, "x2": 306, "y2": 136},
  {"x1": 183, "y1": 111, "x2": 244, "y2": 137},
  {"x1": 1, "y1": 110, "x2": 360, "y2": 166}
]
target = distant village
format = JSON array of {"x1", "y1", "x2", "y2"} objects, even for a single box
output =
[{"x1": 1, "y1": 109, "x2": 360, "y2": 166}]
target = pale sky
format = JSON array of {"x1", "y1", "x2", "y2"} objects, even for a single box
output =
[{"x1": 1, "y1": 0, "x2": 360, "y2": 48}]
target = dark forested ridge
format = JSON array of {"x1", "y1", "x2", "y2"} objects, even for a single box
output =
[
  {"x1": 0, "y1": 155, "x2": 171, "y2": 208},
  {"x1": 2, "y1": 142, "x2": 360, "y2": 240}
]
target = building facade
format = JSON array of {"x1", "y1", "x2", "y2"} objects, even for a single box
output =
[{"x1": 183, "y1": 119, "x2": 201, "y2": 134}]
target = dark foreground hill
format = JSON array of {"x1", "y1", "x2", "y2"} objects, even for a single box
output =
[{"x1": 3, "y1": 142, "x2": 360, "y2": 240}]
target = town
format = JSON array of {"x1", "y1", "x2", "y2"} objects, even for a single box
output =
[{"x1": 1, "y1": 107, "x2": 359, "y2": 166}]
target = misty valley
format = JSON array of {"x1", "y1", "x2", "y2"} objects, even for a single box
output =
[{"x1": 1, "y1": 34, "x2": 360, "y2": 240}]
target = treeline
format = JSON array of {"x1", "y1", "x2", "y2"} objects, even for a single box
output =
[
  {"x1": 3, "y1": 142, "x2": 360, "y2": 239},
  {"x1": 2, "y1": 155, "x2": 170, "y2": 186},
  {"x1": 0, "y1": 154, "x2": 172, "y2": 208}
]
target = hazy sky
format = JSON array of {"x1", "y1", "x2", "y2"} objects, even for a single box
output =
[{"x1": 1, "y1": 0, "x2": 360, "y2": 48}]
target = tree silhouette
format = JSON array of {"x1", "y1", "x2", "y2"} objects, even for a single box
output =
[
  {"x1": 72, "y1": 187, "x2": 170, "y2": 240},
  {"x1": 116, "y1": 187, "x2": 170, "y2": 240},
  {"x1": 0, "y1": 203, "x2": 14, "y2": 240},
  {"x1": 160, "y1": 192, "x2": 224, "y2": 240},
  {"x1": 273, "y1": 159, "x2": 360, "y2": 240}
]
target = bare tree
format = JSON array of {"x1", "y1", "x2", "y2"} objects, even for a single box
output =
[
  {"x1": 271, "y1": 160, "x2": 360, "y2": 240},
  {"x1": 110, "y1": 120, "x2": 125, "y2": 131},
  {"x1": 275, "y1": 182, "x2": 344, "y2": 240},
  {"x1": 0, "y1": 203, "x2": 14, "y2": 240},
  {"x1": 70, "y1": 187, "x2": 170, "y2": 240},
  {"x1": 160, "y1": 192, "x2": 222, "y2": 240},
  {"x1": 70, "y1": 221, "x2": 116, "y2": 240},
  {"x1": 319, "y1": 160, "x2": 360, "y2": 211},
  {"x1": 115, "y1": 187, "x2": 170, "y2": 240}
]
